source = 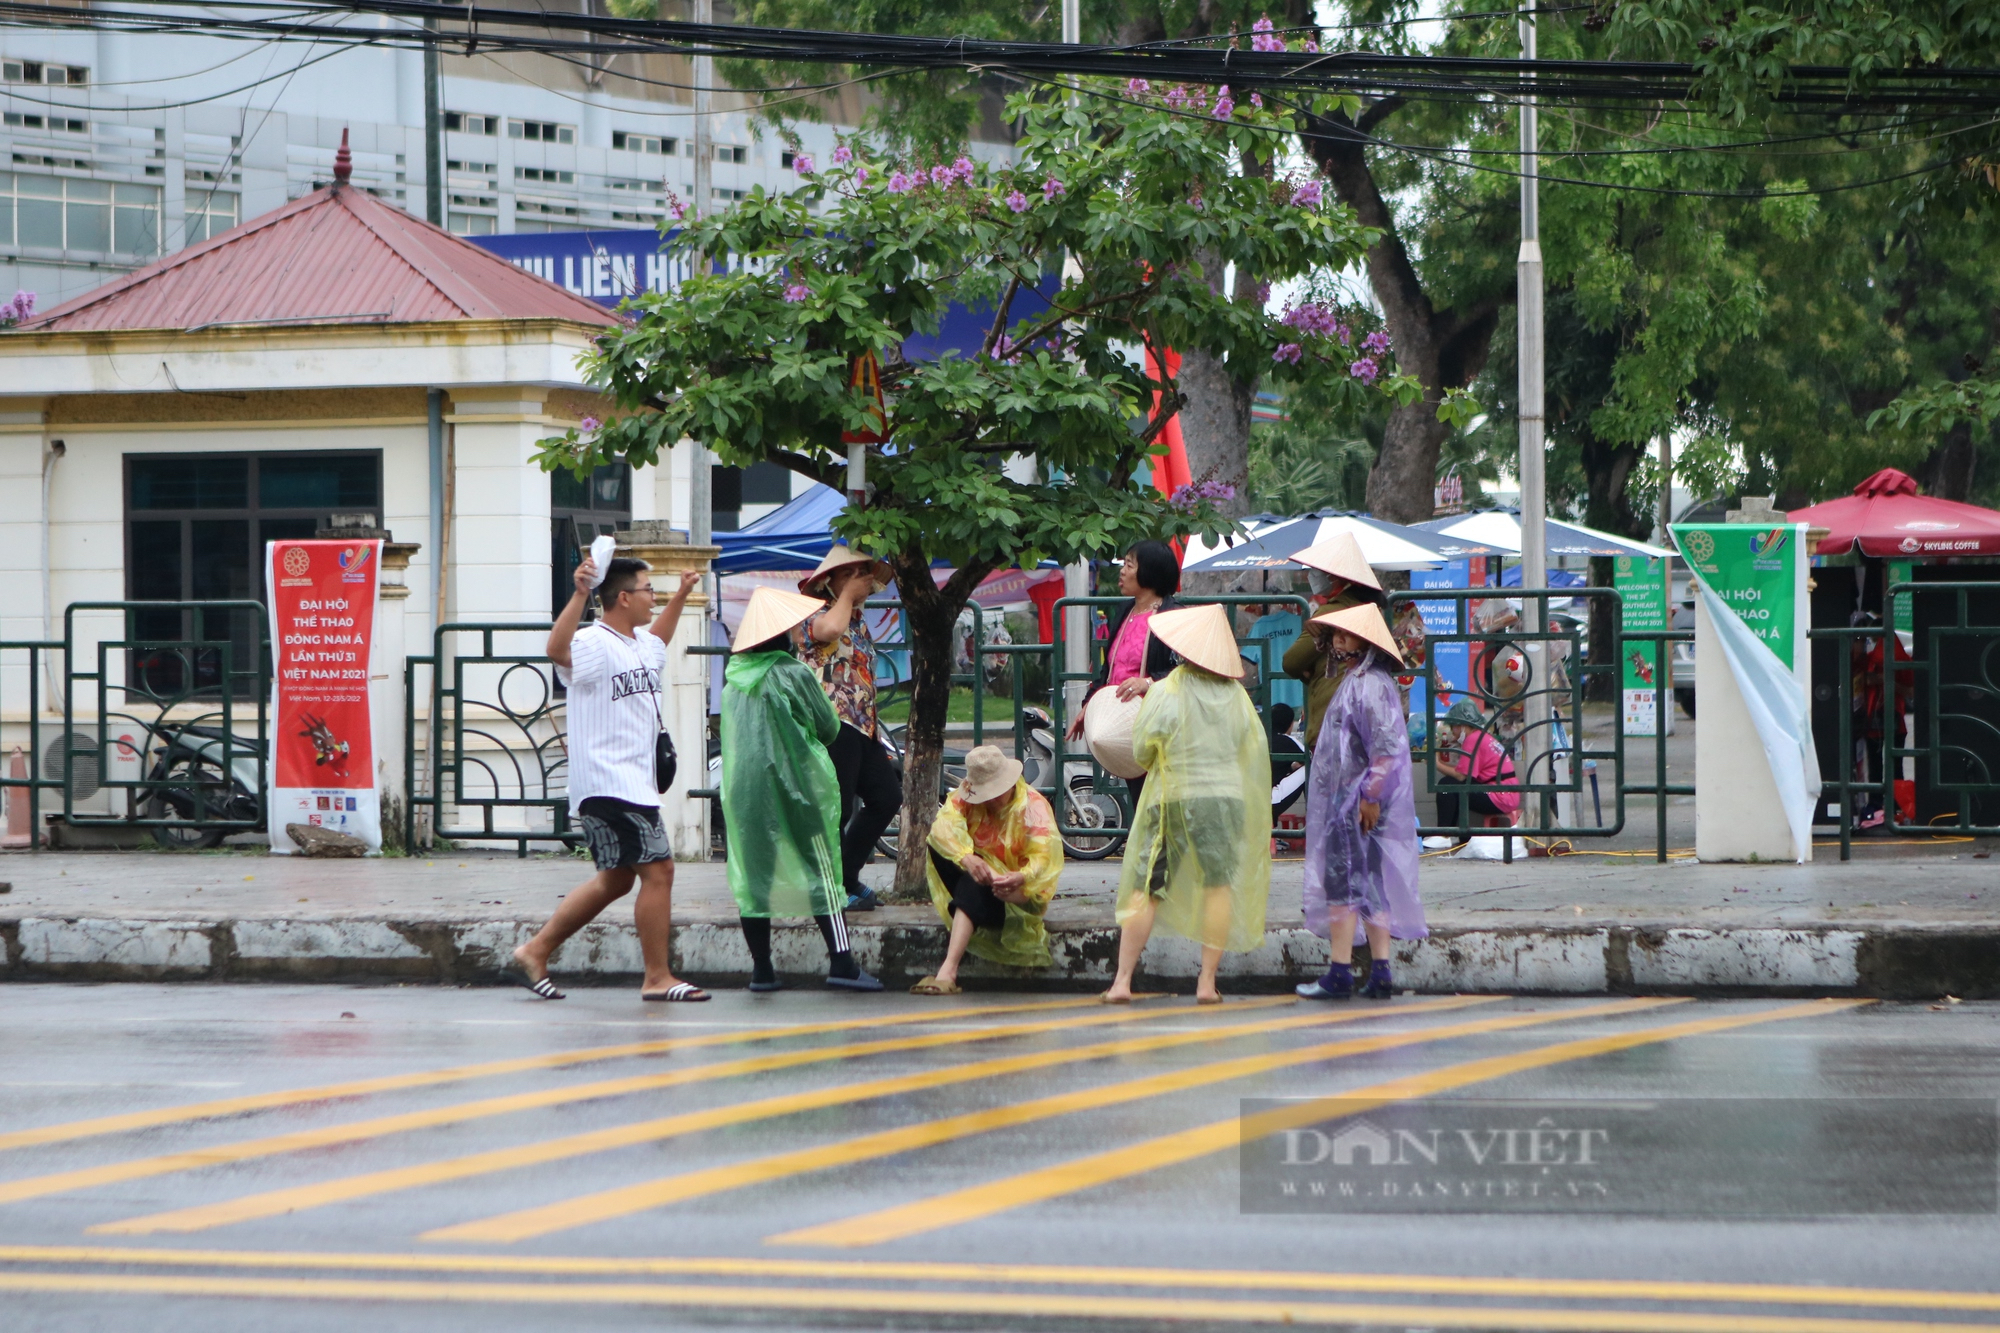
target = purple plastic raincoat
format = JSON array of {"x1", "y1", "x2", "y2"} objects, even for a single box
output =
[{"x1": 1302, "y1": 648, "x2": 1427, "y2": 945}]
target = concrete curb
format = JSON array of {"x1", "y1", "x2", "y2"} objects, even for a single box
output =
[{"x1": 3, "y1": 915, "x2": 1994, "y2": 998}]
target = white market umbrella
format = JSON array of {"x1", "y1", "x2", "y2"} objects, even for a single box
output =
[
  {"x1": 1419, "y1": 509, "x2": 1673, "y2": 560},
  {"x1": 1183, "y1": 513, "x2": 1453, "y2": 573}
]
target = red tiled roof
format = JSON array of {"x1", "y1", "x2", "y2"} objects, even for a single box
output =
[{"x1": 25, "y1": 181, "x2": 618, "y2": 333}]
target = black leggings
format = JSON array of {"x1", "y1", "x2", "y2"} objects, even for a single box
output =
[
  {"x1": 1435, "y1": 789, "x2": 1508, "y2": 829},
  {"x1": 928, "y1": 849, "x2": 1007, "y2": 930},
  {"x1": 739, "y1": 913, "x2": 857, "y2": 980},
  {"x1": 830, "y1": 723, "x2": 903, "y2": 893}
]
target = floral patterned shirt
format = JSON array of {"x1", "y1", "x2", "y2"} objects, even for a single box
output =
[{"x1": 799, "y1": 608, "x2": 877, "y2": 736}]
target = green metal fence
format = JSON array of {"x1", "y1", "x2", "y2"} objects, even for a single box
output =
[
  {"x1": 1814, "y1": 580, "x2": 2000, "y2": 859},
  {"x1": 406, "y1": 621, "x2": 577, "y2": 857}
]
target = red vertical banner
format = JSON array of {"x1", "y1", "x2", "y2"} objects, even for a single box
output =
[{"x1": 266, "y1": 539, "x2": 382, "y2": 853}]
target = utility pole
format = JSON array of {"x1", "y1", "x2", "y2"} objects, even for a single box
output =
[
  {"x1": 686, "y1": 0, "x2": 713, "y2": 547},
  {"x1": 1059, "y1": 0, "x2": 1090, "y2": 714},
  {"x1": 423, "y1": 18, "x2": 443, "y2": 227},
  {"x1": 1516, "y1": 6, "x2": 1551, "y2": 816}
]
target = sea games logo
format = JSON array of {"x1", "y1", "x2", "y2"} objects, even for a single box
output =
[
  {"x1": 279, "y1": 544, "x2": 314, "y2": 588},
  {"x1": 1749, "y1": 526, "x2": 1789, "y2": 571},
  {"x1": 338, "y1": 544, "x2": 375, "y2": 584}
]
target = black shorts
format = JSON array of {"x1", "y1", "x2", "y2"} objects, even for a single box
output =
[
  {"x1": 577, "y1": 797, "x2": 674, "y2": 871},
  {"x1": 1136, "y1": 796, "x2": 1245, "y2": 895},
  {"x1": 930, "y1": 848, "x2": 1008, "y2": 930}
]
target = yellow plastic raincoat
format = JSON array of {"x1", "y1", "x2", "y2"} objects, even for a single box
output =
[
  {"x1": 1115, "y1": 665, "x2": 1272, "y2": 952},
  {"x1": 925, "y1": 778, "x2": 1062, "y2": 968},
  {"x1": 720, "y1": 649, "x2": 843, "y2": 918}
]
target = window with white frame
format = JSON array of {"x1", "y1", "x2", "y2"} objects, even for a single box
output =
[
  {"x1": 444, "y1": 111, "x2": 498, "y2": 135},
  {"x1": 183, "y1": 187, "x2": 238, "y2": 245},
  {"x1": 613, "y1": 131, "x2": 675, "y2": 154},
  {"x1": 2, "y1": 59, "x2": 86, "y2": 85},
  {"x1": 0, "y1": 173, "x2": 158, "y2": 255}
]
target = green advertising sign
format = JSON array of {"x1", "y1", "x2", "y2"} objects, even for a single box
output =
[
  {"x1": 1670, "y1": 522, "x2": 1805, "y2": 670},
  {"x1": 1612, "y1": 555, "x2": 1666, "y2": 734}
]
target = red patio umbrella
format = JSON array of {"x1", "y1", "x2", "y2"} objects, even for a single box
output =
[{"x1": 1788, "y1": 468, "x2": 2000, "y2": 558}]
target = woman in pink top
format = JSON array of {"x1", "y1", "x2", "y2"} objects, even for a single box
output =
[
  {"x1": 1433, "y1": 699, "x2": 1520, "y2": 834},
  {"x1": 1069, "y1": 540, "x2": 1181, "y2": 808}
]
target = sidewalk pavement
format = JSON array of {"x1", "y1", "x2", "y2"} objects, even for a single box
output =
[{"x1": 4, "y1": 836, "x2": 1995, "y2": 997}]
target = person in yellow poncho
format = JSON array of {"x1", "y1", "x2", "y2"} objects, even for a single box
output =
[
  {"x1": 910, "y1": 745, "x2": 1063, "y2": 995},
  {"x1": 1104, "y1": 604, "x2": 1272, "y2": 1005}
]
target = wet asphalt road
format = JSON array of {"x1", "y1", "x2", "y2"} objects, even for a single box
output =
[{"x1": 1, "y1": 984, "x2": 1996, "y2": 1332}]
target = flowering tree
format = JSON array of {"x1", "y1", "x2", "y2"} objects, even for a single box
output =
[{"x1": 538, "y1": 86, "x2": 1448, "y2": 895}]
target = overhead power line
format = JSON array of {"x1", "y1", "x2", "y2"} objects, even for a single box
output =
[{"x1": 7, "y1": 0, "x2": 2000, "y2": 111}]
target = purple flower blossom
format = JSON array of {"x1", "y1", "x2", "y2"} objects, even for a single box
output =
[
  {"x1": 665, "y1": 198, "x2": 687, "y2": 220},
  {"x1": 1168, "y1": 479, "x2": 1238, "y2": 511},
  {"x1": 1164, "y1": 85, "x2": 1188, "y2": 109},
  {"x1": 794, "y1": 153, "x2": 815, "y2": 175},
  {"x1": 3, "y1": 290, "x2": 36, "y2": 324},
  {"x1": 1251, "y1": 16, "x2": 1285, "y2": 52},
  {"x1": 1250, "y1": 92, "x2": 1263, "y2": 109},
  {"x1": 831, "y1": 144, "x2": 853, "y2": 165},
  {"x1": 1214, "y1": 85, "x2": 1234, "y2": 119},
  {"x1": 1272, "y1": 342, "x2": 1304, "y2": 365},
  {"x1": 1362, "y1": 329, "x2": 1392, "y2": 356},
  {"x1": 1279, "y1": 302, "x2": 1344, "y2": 338},
  {"x1": 1005, "y1": 189, "x2": 1030, "y2": 213},
  {"x1": 856, "y1": 166, "x2": 869, "y2": 185},
  {"x1": 1291, "y1": 179, "x2": 1324, "y2": 208},
  {"x1": 951, "y1": 156, "x2": 977, "y2": 185},
  {"x1": 887, "y1": 170, "x2": 915, "y2": 194},
  {"x1": 580, "y1": 416, "x2": 601, "y2": 433},
  {"x1": 783, "y1": 283, "x2": 810, "y2": 303},
  {"x1": 930, "y1": 164, "x2": 955, "y2": 188},
  {"x1": 1349, "y1": 356, "x2": 1380, "y2": 384},
  {"x1": 993, "y1": 334, "x2": 1023, "y2": 363},
  {"x1": 1254, "y1": 281, "x2": 1272, "y2": 305},
  {"x1": 1043, "y1": 177, "x2": 1065, "y2": 201},
  {"x1": 1188, "y1": 86, "x2": 1208, "y2": 110},
  {"x1": 1304, "y1": 38, "x2": 1319, "y2": 52},
  {"x1": 1128, "y1": 77, "x2": 1151, "y2": 97}
]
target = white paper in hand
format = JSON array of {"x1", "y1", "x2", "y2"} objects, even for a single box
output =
[{"x1": 585, "y1": 534, "x2": 617, "y2": 589}]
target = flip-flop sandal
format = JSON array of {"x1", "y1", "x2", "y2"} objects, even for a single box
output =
[
  {"x1": 513, "y1": 968, "x2": 564, "y2": 1001},
  {"x1": 1196, "y1": 994, "x2": 1224, "y2": 1006},
  {"x1": 642, "y1": 982, "x2": 710, "y2": 1002},
  {"x1": 909, "y1": 976, "x2": 961, "y2": 996}
]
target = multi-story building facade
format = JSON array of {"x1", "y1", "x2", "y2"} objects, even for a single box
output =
[{"x1": 1, "y1": 22, "x2": 1008, "y2": 305}]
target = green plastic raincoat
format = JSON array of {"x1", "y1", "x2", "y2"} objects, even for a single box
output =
[
  {"x1": 926, "y1": 778, "x2": 1062, "y2": 969},
  {"x1": 721, "y1": 650, "x2": 843, "y2": 918},
  {"x1": 1115, "y1": 665, "x2": 1272, "y2": 952}
]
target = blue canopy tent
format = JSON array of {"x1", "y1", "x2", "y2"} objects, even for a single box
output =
[{"x1": 711, "y1": 484, "x2": 845, "y2": 574}]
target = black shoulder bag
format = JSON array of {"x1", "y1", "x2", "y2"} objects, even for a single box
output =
[{"x1": 651, "y1": 667, "x2": 677, "y2": 793}]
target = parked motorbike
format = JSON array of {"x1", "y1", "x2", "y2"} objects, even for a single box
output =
[
  {"x1": 1019, "y1": 706, "x2": 1128, "y2": 861},
  {"x1": 142, "y1": 722, "x2": 261, "y2": 850}
]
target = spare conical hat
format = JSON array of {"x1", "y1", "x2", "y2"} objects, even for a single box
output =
[
  {"x1": 799, "y1": 544, "x2": 874, "y2": 595},
  {"x1": 733, "y1": 587, "x2": 825, "y2": 653},
  {"x1": 1294, "y1": 531, "x2": 1383, "y2": 591},
  {"x1": 1310, "y1": 602, "x2": 1403, "y2": 665},
  {"x1": 1148, "y1": 604, "x2": 1243, "y2": 678}
]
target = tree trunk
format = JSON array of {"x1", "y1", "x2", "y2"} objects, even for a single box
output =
[
  {"x1": 1366, "y1": 401, "x2": 1451, "y2": 524},
  {"x1": 1299, "y1": 102, "x2": 1505, "y2": 525},
  {"x1": 1919, "y1": 420, "x2": 1977, "y2": 501},
  {"x1": 883, "y1": 553, "x2": 989, "y2": 900},
  {"x1": 1176, "y1": 347, "x2": 1254, "y2": 517}
]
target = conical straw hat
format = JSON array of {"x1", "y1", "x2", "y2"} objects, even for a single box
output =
[
  {"x1": 1310, "y1": 602, "x2": 1403, "y2": 665},
  {"x1": 1149, "y1": 604, "x2": 1244, "y2": 678},
  {"x1": 732, "y1": 587, "x2": 825, "y2": 652},
  {"x1": 1294, "y1": 532, "x2": 1382, "y2": 591},
  {"x1": 799, "y1": 544, "x2": 874, "y2": 595}
]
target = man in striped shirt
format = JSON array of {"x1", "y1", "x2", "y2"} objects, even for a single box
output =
[{"x1": 511, "y1": 555, "x2": 703, "y2": 1001}]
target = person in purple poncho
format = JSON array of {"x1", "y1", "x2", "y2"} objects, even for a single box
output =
[{"x1": 1296, "y1": 603, "x2": 1427, "y2": 1002}]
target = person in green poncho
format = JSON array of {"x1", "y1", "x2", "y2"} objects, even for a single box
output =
[
  {"x1": 722, "y1": 586, "x2": 884, "y2": 993},
  {"x1": 1104, "y1": 603, "x2": 1273, "y2": 1006}
]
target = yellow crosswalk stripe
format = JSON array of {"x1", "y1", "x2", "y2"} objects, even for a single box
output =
[
  {"x1": 0, "y1": 998, "x2": 1209, "y2": 1209},
  {"x1": 0, "y1": 1270, "x2": 1988, "y2": 1332},
  {"x1": 8, "y1": 1244, "x2": 2000, "y2": 1316},
  {"x1": 0, "y1": 995, "x2": 1115, "y2": 1155},
  {"x1": 425, "y1": 996, "x2": 1647, "y2": 1243},
  {"x1": 771, "y1": 997, "x2": 1871, "y2": 1248},
  {"x1": 102, "y1": 997, "x2": 1489, "y2": 1237}
]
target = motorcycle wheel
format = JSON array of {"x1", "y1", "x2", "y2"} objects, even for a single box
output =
[
  {"x1": 1061, "y1": 778, "x2": 1126, "y2": 861},
  {"x1": 145, "y1": 755, "x2": 231, "y2": 850}
]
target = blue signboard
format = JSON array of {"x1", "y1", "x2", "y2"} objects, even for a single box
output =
[
  {"x1": 1410, "y1": 560, "x2": 1472, "y2": 741},
  {"x1": 468, "y1": 229, "x2": 1059, "y2": 359}
]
